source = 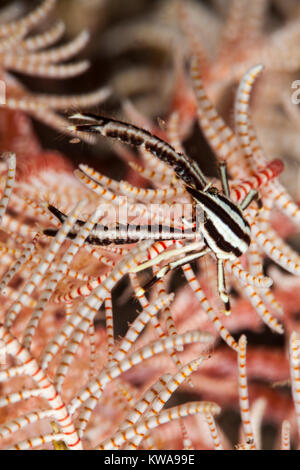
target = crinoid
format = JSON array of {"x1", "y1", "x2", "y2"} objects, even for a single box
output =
[
  {"x1": 104, "y1": 0, "x2": 300, "y2": 100},
  {"x1": 0, "y1": 3, "x2": 300, "y2": 451},
  {"x1": 102, "y1": 0, "x2": 300, "y2": 194},
  {"x1": 0, "y1": 0, "x2": 110, "y2": 142}
]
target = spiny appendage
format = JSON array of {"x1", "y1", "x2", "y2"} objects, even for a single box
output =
[{"x1": 68, "y1": 112, "x2": 208, "y2": 190}]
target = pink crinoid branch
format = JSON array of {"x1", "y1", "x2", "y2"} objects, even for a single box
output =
[
  {"x1": 0, "y1": 0, "x2": 110, "y2": 142},
  {"x1": 0, "y1": 18, "x2": 299, "y2": 449}
]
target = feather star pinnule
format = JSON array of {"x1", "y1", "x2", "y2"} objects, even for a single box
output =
[
  {"x1": 0, "y1": 0, "x2": 299, "y2": 451},
  {"x1": 0, "y1": 0, "x2": 110, "y2": 143}
]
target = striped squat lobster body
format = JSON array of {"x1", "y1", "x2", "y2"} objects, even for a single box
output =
[
  {"x1": 186, "y1": 186, "x2": 251, "y2": 261},
  {"x1": 43, "y1": 112, "x2": 280, "y2": 314}
]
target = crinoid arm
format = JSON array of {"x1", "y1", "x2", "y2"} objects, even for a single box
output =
[{"x1": 0, "y1": 0, "x2": 110, "y2": 138}]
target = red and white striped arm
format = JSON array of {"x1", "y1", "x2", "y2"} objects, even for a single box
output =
[
  {"x1": 234, "y1": 64, "x2": 265, "y2": 172},
  {"x1": 0, "y1": 0, "x2": 55, "y2": 37},
  {"x1": 205, "y1": 412, "x2": 223, "y2": 450},
  {"x1": 289, "y1": 331, "x2": 300, "y2": 442},
  {"x1": 0, "y1": 324, "x2": 82, "y2": 449},
  {"x1": 183, "y1": 264, "x2": 238, "y2": 351},
  {"x1": 42, "y1": 241, "x2": 152, "y2": 376},
  {"x1": 238, "y1": 335, "x2": 256, "y2": 449},
  {"x1": 4, "y1": 200, "x2": 87, "y2": 330},
  {"x1": 22, "y1": 204, "x2": 104, "y2": 349},
  {"x1": 281, "y1": 420, "x2": 291, "y2": 450},
  {"x1": 68, "y1": 330, "x2": 213, "y2": 416},
  {"x1": 125, "y1": 357, "x2": 204, "y2": 449},
  {"x1": 19, "y1": 21, "x2": 65, "y2": 52},
  {"x1": 190, "y1": 56, "x2": 245, "y2": 179},
  {"x1": 97, "y1": 401, "x2": 220, "y2": 450},
  {"x1": 0, "y1": 153, "x2": 16, "y2": 225}
]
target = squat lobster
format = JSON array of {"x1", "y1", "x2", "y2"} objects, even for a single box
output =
[{"x1": 64, "y1": 112, "x2": 268, "y2": 316}]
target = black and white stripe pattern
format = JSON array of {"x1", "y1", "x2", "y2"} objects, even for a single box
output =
[
  {"x1": 66, "y1": 113, "x2": 256, "y2": 315},
  {"x1": 67, "y1": 114, "x2": 252, "y2": 261},
  {"x1": 68, "y1": 113, "x2": 208, "y2": 190},
  {"x1": 186, "y1": 186, "x2": 251, "y2": 259},
  {"x1": 44, "y1": 205, "x2": 197, "y2": 245}
]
